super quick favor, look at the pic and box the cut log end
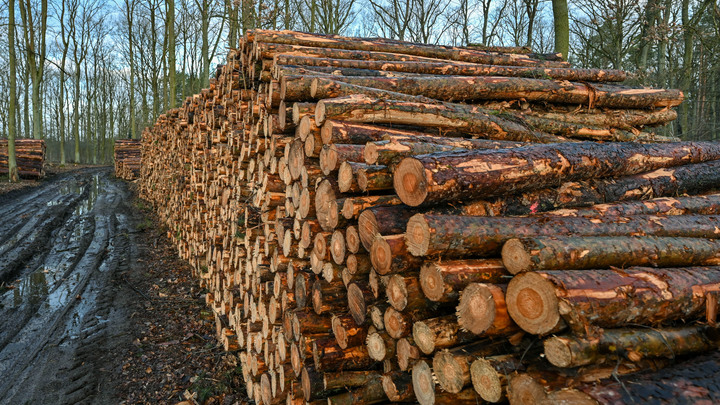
[367,333,389,361]
[384,307,409,339]
[381,374,403,402]
[501,238,533,274]
[506,272,560,335]
[338,161,354,193]
[543,337,574,368]
[419,263,445,301]
[331,316,349,349]
[386,274,409,311]
[471,358,503,403]
[457,283,497,335]
[405,214,430,257]
[412,360,436,405]
[394,158,428,207]
[347,283,367,324]
[364,142,379,165]
[315,101,327,125]
[301,367,312,401]
[358,210,379,252]
[261,373,272,405]
[370,236,392,275]
[433,350,465,394]
[412,321,436,355]
[507,374,547,405]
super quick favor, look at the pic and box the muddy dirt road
[0,167,141,404]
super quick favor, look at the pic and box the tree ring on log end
[370,236,391,275]
[358,210,379,251]
[506,272,559,335]
[543,337,574,368]
[366,332,388,361]
[502,238,533,274]
[315,100,327,125]
[507,374,547,405]
[347,283,367,324]
[387,274,409,311]
[433,350,465,393]
[260,373,271,405]
[394,158,427,207]
[364,142,379,165]
[412,360,436,405]
[419,263,444,301]
[471,358,503,403]
[405,214,430,256]
[457,283,496,334]
[301,367,312,401]
[413,321,436,354]
[331,316,348,349]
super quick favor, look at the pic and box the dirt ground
[0,167,245,404]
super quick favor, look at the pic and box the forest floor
[0,166,246,404]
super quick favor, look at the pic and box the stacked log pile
[136,29,720,405]
[114,139,142,180]
[0,139,45,179]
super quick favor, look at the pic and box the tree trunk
[405,213,720,258]
[412,314,477,355]
[168,0,176,108]
[249,29,569,67]
[457,283,517,336]
[544,325,720,368]
[502,236,720,274]
[7,0,18,182]
[506,267,720,335]
[394,141,720,207]
[470,354,524,403]
[495,160,720,217]
[275,54,625,82]
[419,259,508,302]
[566,350,720,404]
[321,75,682,107]
[551,0,569,60]
[315,95,569,143]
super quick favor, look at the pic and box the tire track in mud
[0,168,143,404]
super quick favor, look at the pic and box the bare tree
[17,0,48,140]
[8,0,19,181]
[124,0,137,139]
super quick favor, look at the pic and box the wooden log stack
[135,29,720,405]
[0,139,45,179]
[114,139,142,180]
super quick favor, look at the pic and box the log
[252,29,569,67]
[325,377,387,405]
[405,213,720,258]
[543,325,720,368]
[564,350,720,405]
[496,160,720,217]
[502,236,720,274]
[370,234,423,275]
[506,267,720,335]
[419,259,509,302]
[382,371,416,402]
[358,205,417,251]
[274,54,626,81]
[457,283,517,336]
[331,314,367,350]
[315,95,570,143]
[322,75,683,107]
[412,314,478,355]
[470,354,524,403]
[394,141,720,207]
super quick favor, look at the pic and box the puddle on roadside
[74,174,105,216]
[10,271,49,307]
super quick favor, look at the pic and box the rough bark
[502,236,720,274]
[544,325,720,368]
[405,213,720,258]
[419,259,509,302]
[506,267,720,335]
[323,75,682,107]
[394,141,720,207]
[274,54,626,81]
[315,95,570,143]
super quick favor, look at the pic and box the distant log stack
[114,139,142,180]
[0,139,45,179]
[134,28,720,405]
